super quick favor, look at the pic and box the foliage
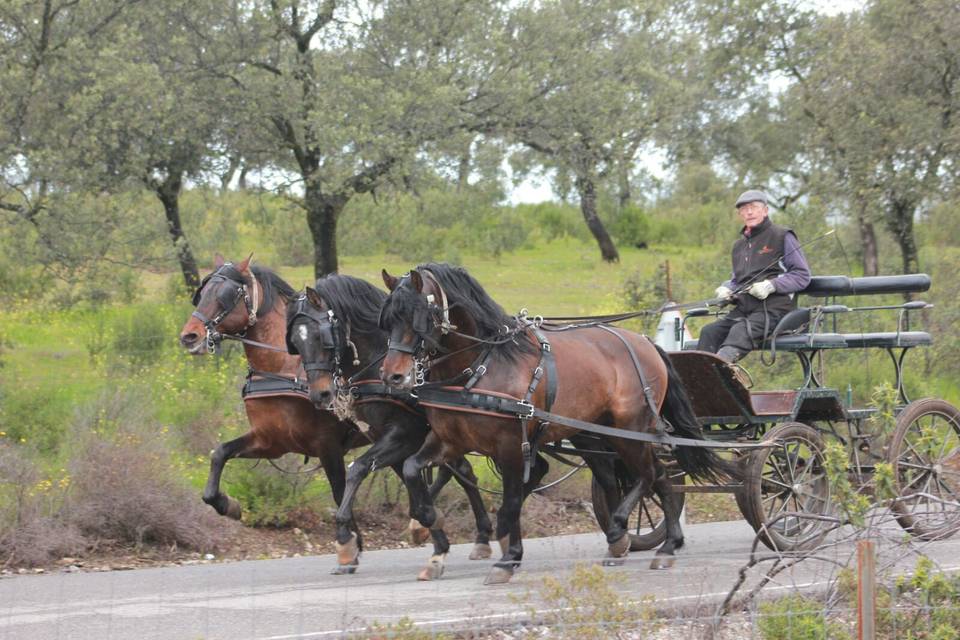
[518,563,658,639]
[758,595,850,640]
[222,458,328,528]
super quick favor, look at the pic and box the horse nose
[180,332,199,347]
[387,372,405,386]
[316,389,334,407]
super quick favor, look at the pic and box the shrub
[65,391,224,551]
[224,455,324,528]
[758,595,850,640]
[0,444,86,567]
[610,205,651,248]
[112,304,173,369]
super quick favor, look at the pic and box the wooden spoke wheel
[743,422,833,551]
[590,472,685,552]
[887,398,960,541]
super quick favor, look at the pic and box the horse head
[285,287,345,408]
[378,268,448,389]
[179,254,260,355]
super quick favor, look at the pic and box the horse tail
[654,344,741,485]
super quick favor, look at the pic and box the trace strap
[413,386,773,451]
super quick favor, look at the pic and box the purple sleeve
[772,232,811,293]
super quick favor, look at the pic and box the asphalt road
[3,519,960,640]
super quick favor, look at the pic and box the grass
[2,236,958,541]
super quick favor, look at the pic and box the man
[697,190,811,363]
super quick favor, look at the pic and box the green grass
[2,236,958,524]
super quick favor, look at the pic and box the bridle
[379,270,454,361]
[286,294,360,388]
[191,263,260,353]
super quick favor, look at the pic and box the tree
[205,0,513,278]
[495,0,698,262]
[773,0,960,275]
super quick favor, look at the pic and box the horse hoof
[497,535,510,556]
[469,542,493,560]
[417,554,446,581]
[223,497,242,520]
[335,533,360,567]
[408,519,430,546]
[649,554,676,570]
[607,535,630,558]
[483,566,514,585]
[331,562,358,575]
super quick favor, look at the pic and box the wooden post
[664,260,672,301]
[857,539,876,640]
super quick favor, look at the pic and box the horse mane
[251,265,297,311]
[416,262,536,362]
[311,274,387,334]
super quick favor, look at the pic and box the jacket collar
[741,216,771,238]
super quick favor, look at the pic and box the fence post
[857,539,876,640]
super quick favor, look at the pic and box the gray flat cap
[734,189,768,208]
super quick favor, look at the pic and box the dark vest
[732,217,795,315]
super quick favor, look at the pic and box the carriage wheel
[743,422,832,551]
[886,398,960,541]
[590,473,685,552]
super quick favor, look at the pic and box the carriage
[185,257,960,583]
[591,273,960,553]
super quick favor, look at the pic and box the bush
[64,391,224,551]
[610,205,651,248]
[223,455,325,528]
[112,303,174,369]
[0,444,86,567]
[759,595,850,640]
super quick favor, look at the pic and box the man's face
[737,201,768,229]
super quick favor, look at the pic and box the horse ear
[213,253,225,268]
[305,286,323,308]
[409,270,424,293]
[237,253,253,273]
[382,269,399,291]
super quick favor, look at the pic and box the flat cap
[734,189,768,208]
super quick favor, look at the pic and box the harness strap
[413,386,771,450]
[242,370,310,400]
[596,326,669,434]
[349,380,425,416]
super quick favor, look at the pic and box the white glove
[748,280,776,300]
[714,285,734,301]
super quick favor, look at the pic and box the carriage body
[599,273,960,553]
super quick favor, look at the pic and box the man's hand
[714,285,734,301]
[748,280,776,300]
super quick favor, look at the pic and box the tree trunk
[237,165,249,190]
[457,142,471,192]
[219,155,241,192]
[617,164,631,210]
[154,171,200,289]
[855,205,879,276]
[888,200,919,275]
[575,174,619,262]
[305,185,344,278]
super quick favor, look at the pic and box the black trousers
[697,307,784,361]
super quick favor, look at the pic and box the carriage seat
[839,331,931,349]
[682,332,847,352]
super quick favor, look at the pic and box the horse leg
[650,466,684,570]
[401,434,452,580]
[438,457,494,560]
[485,458,525,585]
[317,447,361,575]
[603,473,649,565]
[202,435,251,519]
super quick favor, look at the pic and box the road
[3,519,960,640]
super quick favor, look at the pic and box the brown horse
[378,263,736,584]
[284,274,495,579]
[178,255,367,559]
